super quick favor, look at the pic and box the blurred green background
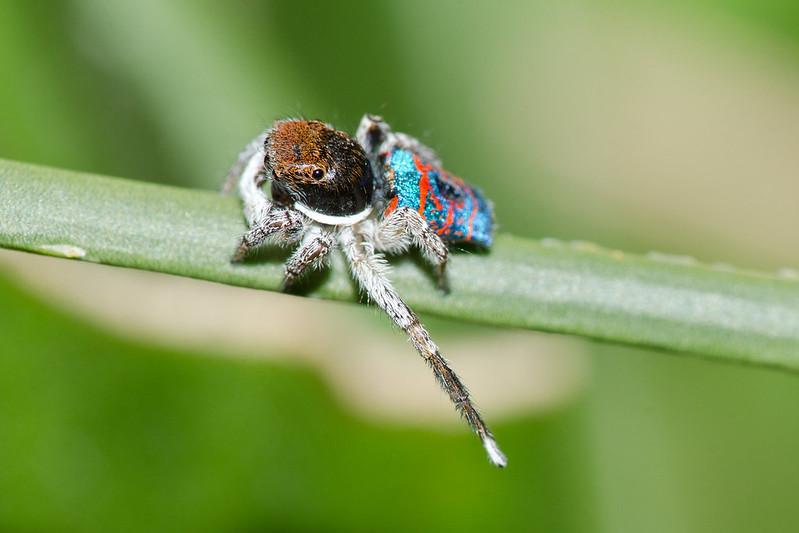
[1,1,799,531]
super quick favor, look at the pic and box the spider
[224,114,506,467]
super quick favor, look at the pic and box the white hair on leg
[338,225,506,467]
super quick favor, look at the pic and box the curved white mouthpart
[295,203,373,226]
[483,436,508,468]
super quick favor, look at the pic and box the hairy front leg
[232,208,305,263]
[221,132,268,195]
[281,227,336,292]
[223,131,308,262]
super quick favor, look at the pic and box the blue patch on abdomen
[387,149,493,247]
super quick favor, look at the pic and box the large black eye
[311,168,324,180]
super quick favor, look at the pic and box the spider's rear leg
[338,226,506,466]
[373,206,450,294]
[281,227,336,292]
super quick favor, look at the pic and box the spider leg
[227,133,307,262]
[221,132,268,195]
[233,208,306,263]
[356,114,443,168]
[373,207,450,294]
[281,226,336,292]
[338,225,506,467]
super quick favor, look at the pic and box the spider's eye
[311,168,325,180]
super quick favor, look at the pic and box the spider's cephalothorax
[265,120,374,223]
[225,115,506,467]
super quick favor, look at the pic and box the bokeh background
[1,1,799,531]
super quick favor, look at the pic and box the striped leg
[373,206,450,294]
[338,226,506,467]
[281,226,335,292]
[226,132,307,262]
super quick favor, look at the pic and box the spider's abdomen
[383,149,494,247]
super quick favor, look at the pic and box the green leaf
[2,157,798,370]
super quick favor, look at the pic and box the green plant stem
[2,158,798,370]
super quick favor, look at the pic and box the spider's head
[264,120,374,225]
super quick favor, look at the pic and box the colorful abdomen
[384,149,493,247]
